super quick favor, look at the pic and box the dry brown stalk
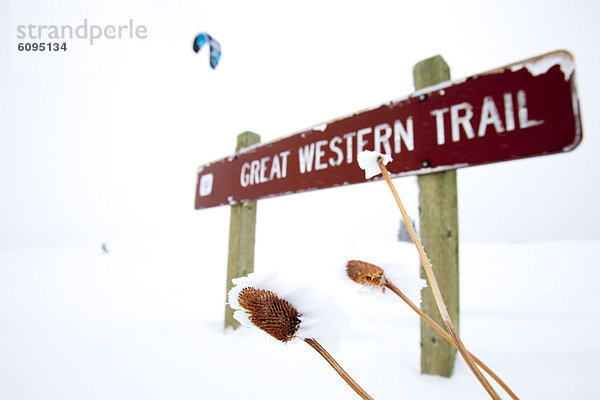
[376,158,502,400]
[346,260,519,399]
[237,287,374,400]
[385,280,519,400]
[304,338,375,400]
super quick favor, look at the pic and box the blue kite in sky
[193,33,221,69]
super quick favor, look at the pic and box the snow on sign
[195,50,582,209]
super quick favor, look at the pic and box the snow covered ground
[1,235,599,399]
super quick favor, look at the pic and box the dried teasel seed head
[346,260,386,288]
[237,287,301,343]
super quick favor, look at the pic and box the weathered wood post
[224,131,261,329]
[413,56,460,377]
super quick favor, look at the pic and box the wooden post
[413,56,460,377]
[224,131,261,329]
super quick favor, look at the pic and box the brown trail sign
[195,50,581,210]
[197,50,582,380]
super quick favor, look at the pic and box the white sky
[1,0,600,250]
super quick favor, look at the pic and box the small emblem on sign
[199,173,214,197]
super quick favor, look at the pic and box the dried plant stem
[377,159,502,400]
[304,338,375,400]
[385,280,519,400]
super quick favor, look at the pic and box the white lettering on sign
[298,118,414,174]
[240,151,290,187]
[430,89,543,145]
[315,140,328,170]
[298,143,315,174]
[430,108,449,145]
[328,136,344,167]
[451,102,475,142]
[478,96,504,137]
[517,90,544,128]
[237,90,545,185]
[343,132,355,164]
[356,127,371,154]
[394,118,414,152]
[374,123,392,154]
[504,92,516,132]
